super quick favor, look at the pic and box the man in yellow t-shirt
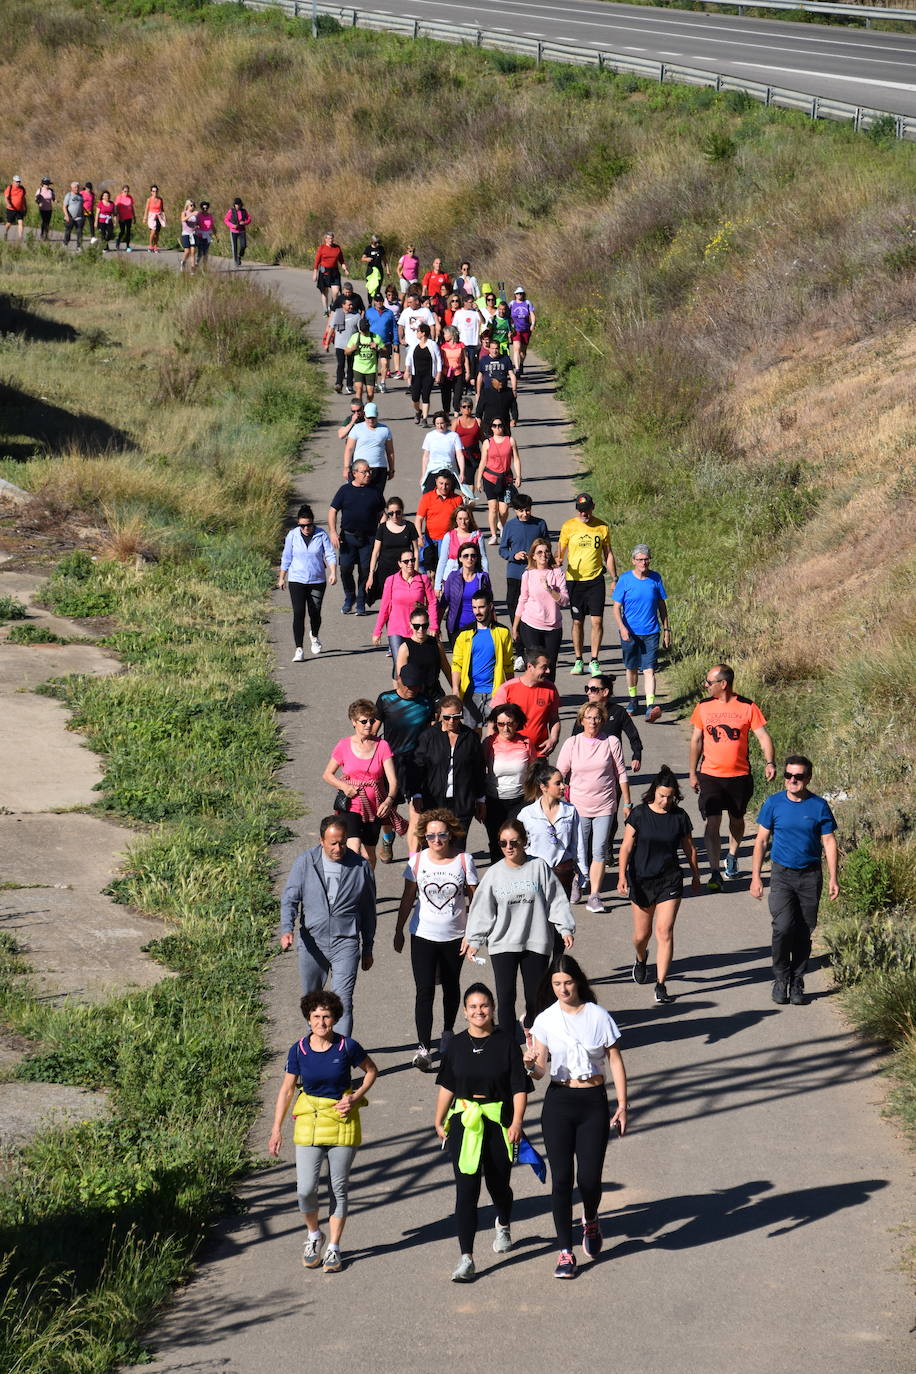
[557,493,617,676]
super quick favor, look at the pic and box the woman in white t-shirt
[526,956,628,1281]
[394,809,478,1074]
[421,411,466,492]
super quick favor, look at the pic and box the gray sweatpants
[296,1144,357,1218]
[297,930,360,1036]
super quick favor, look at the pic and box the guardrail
[231,0,916,136]
[638,0,916,24]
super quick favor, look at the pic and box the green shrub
[6,624,67,644]
[839,843,893,922]
[842,970,916,1043]
[0,596,27,622]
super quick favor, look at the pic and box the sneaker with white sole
[585,894,604,913]
[310,636,322,655]
[292,647,304,662]
[570,877,582,904]
[451,1253,475,1282]
[302,1232,325,1268]
[322,1246,342,1273]
[570,659,584,675]
[553,1250,577,1279]
[582,1216,603,1258]
[493,1222,512,1254]
[632,955,648,985]
[589,659,601,676]
[412,1045,432,1072]
[513,655,525,672]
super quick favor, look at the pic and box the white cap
[513,286,525,295]
[12,175,22,183]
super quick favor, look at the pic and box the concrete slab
[0,1082,109,1151]
[0,694,107,811]
[0,812,131,889]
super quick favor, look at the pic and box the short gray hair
[632,544,651,559]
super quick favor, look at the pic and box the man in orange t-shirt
[4,176,27,240]
[489,651,561,756]
[416,471,462,574]
[688,663,776,892]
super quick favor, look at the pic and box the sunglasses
[499,838,521,849]
[400,557,416,564]
[784,771,808,781]
[704,678,723,687]
[426,831,449,841]
[440,713,462,721]
[460,552,477,559]
[584,685,604,694]
[387,509,403,516]
[411,622,428,630]
[495,720,514,730]
[491,423,504,429]
[461,402,473,408]
[298,521,314,528]
[354,716,375,724]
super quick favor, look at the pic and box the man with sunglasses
[689,665,776,891]
[612,544,670,722]
[342,402,394,493]
[328,460,386,616]
[750,756,839,1005]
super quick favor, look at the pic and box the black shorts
[630,868,684,909]
[180,234,195,250]
[341,809,382,847]
[697,771,754,820]
[567,576,605,621]
[6,209,24,224]
[317,268,341,289]
[411,374,434,404]
[481,473,513,502]
[394,755,419,805]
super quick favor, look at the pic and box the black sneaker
[772,981,789,1005]
[582,1216,603,1258]
[632,956,648,985]
[654,981,673,1004]
[553,1250,577,1279]
[789,981,806,1006]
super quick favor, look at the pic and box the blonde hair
[576,700,608,727]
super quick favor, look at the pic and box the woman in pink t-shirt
[321,698,398,868]
[483,702,534,863]
[144,185,165,252]
[398,245,420,294]
[556,702,631,914]
[511,538,569,679]
[114,185,135,251]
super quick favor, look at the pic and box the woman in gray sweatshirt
[462,818,574,1034]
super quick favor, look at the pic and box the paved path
[127,259,913,1374]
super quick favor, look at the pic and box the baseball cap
[513,286,525,295]
[372,293,384,302]
[399,664,423,689]
[575,493,595,510]
[13,175,22,183]
[363,402,378,417]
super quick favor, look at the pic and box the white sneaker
[412,1046,432,1072]
[585,894,605,913]
[292,647,304,662]
[513,655,525,672]
[451,1253,476,1282]
[310,636,322,655]
[493,1222,512,1254]
[90,236,97,244]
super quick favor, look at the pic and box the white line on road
[729,61,916,92]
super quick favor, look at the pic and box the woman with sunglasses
[616,765,701,1005]
[395,611,452,702]
[482,704,534,863]
[395,809,478,1073]
[525,955,627,1280]
[405,323,443,428]
[452,397,483,479]
[372,550,438,675]
[475,419,522,546]
[518,760,587,901]
[463,819,575,1035]
[440,325,470,416]
[557,701,631,914]
[322,699,398,868]
[278,504,338,661]
[421,411,466,493]
[438,543,492,643]
[366,497,419,608]
[413,696,487,838]
[511,538,568,679]
[434,505,489,593]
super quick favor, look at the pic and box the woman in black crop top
[434,983,529,1283]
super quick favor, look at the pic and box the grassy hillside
[0,243,320,1371]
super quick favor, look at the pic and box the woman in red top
[313,231,348,314]
[224,197,251,267]
[96,191,115,249]
[452,399,482,482]
[115,185,135,251]
[144,185,165,253]
[475,422,522,544]
[439,327,470,417]
[81,182,96,243]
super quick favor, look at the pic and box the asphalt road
[360,0,916,114]
[123,256,913,1374]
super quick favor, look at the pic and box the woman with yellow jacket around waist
[269,990,377,1274]
[434,982,529,1284]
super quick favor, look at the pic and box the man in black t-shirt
[374,664,435,862]
[328,460,385,614]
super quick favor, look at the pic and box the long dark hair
[644,764,682,805]
[535,954,596,1016]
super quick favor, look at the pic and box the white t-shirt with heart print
[404,850,479,942]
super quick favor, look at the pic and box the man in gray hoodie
[280,815,377,1036]
[63,181,85,250]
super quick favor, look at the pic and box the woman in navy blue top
[269,990,377,1273]
[278,504,338,662]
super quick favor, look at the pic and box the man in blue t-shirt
[750,754,840,1005]
[612,544,670,724]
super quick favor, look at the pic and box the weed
[5,624,68,645]
[0,597,27,622]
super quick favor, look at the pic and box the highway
[348,0,916,114]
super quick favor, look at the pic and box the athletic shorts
[317,268,341,288]
[620,631,660,672]
[481,473,513,502]
[567,576,605,621]
[629,868,684,909]
[510,330,531,345]
[6,210,24,223]
[180,234,195,250]
[341,809,382,847]
[697,771,754,820]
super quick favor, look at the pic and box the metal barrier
[231,0,916,136]
[631,0,916,23]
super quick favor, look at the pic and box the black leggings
[541,1083,610,1250]
[483,793,524,864]
[410,934,463,1047]
[440,375,464,413]
[519,622,562,676]
[288,581,325,646]
[116,219,133,248]
[490,948,549,1032]
[410,370,434,404]
[448,1115,513,1255]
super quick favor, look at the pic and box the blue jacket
[499,516,549,581]
[280,844,376,954]
[281,526,336,583]
[366,305,397,348]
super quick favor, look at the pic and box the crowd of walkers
[269,238,842,1287]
